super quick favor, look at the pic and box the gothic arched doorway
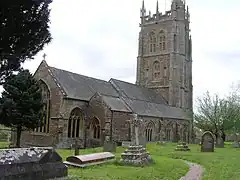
[67,107,84,138]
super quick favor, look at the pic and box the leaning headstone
[0,147,68,180]
[175,141,190,151]
[201,131,214,152]
[64,152,115,168]
[120,114,153,166]
[216,137,224,148]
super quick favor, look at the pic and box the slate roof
[109,78,167,104]
[122,98,189,120]
[47,65,189,120]
[49,67,119,101]
[101,96,132,112]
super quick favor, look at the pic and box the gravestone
[0,147,68,180]
[121,141,132,148]
[232,141,240,148]
[73,139,80,155]
[102,135,116,152]
[216,137,224,148]
[201,131,214,152]
[103,140,116,152]
[64,152,115,168]
[120,114,153,166]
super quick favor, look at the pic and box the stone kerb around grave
[0,147,68,180]
[201,131,215,152]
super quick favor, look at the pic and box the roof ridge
[49,66,111,83]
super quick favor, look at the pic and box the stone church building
[13,0,193,148]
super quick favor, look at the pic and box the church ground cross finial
[43,53,47,61]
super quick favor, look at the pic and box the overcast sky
[21,0,240,106]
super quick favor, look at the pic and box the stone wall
[56,98,87,149]
[12,61,65,147]
[111,111,132,143]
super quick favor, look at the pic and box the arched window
[35,80,50,133]
[90,117,101,139]
[166,129,171,141]
[149,32,156,53]
[67,108,84,138]
[145,122,154,142]
[166,122,173,141]
[153,61,161,80]
[158,30,166,52]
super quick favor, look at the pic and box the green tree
[194,91,240,141]
[0,70,44,147]
[0,0,52,84]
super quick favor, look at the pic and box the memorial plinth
[175,142,190,151]
[120,145,153,166]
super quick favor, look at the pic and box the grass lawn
[0,141,9,149]
[1,141,240,180]
[57,147,188,180]
[148,143,240,180]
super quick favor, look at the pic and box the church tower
[136,0,193,110]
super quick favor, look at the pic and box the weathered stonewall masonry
[11,0,193,149]
[0,147,68,180]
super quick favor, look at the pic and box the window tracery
[158,30,166,52]
[145,121,154,142]
[149,32,156,53]
[35,80,50,133]
[90,117,101,139]
[67,108,84,138]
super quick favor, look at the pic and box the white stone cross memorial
[127,113,143,146]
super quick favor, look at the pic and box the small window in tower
[149,32,156,53]
[158,31,167,52]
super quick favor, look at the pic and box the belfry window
[159,30,166,52]
[149,32,156,53]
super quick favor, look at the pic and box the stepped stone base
[175,142,190,151]
[120,145,153,166]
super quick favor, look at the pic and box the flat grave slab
[0,147,68,180]
[64,152,115,168]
